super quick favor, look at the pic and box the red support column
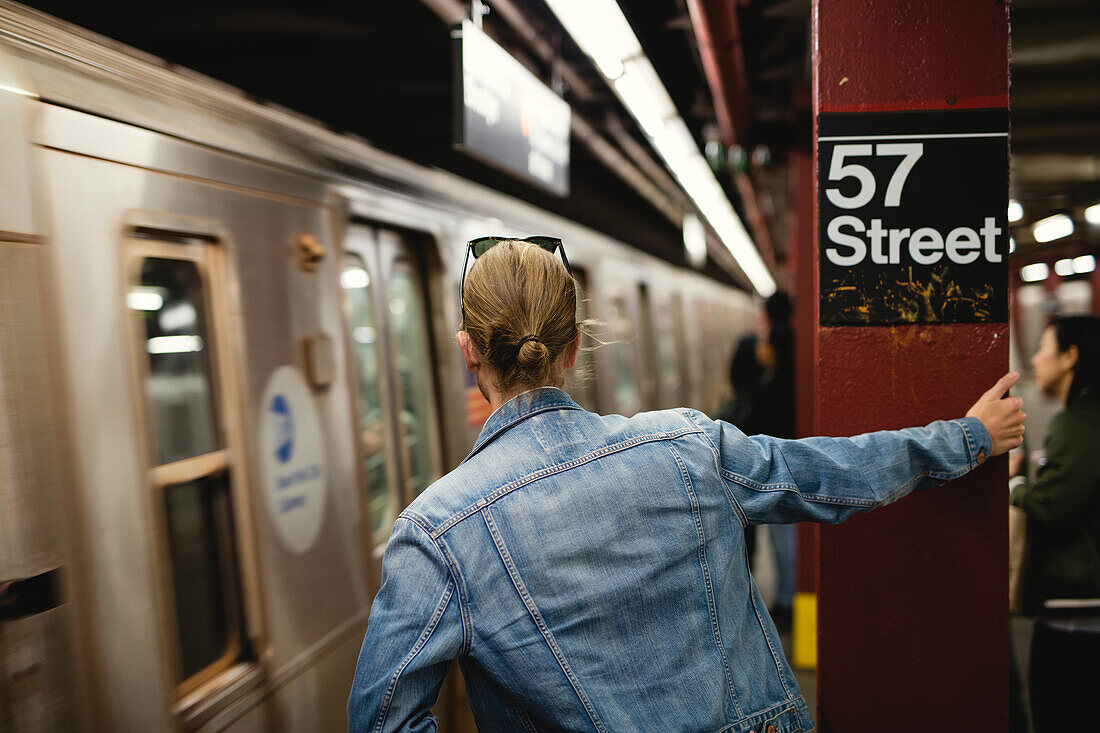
[813,2,1009,730]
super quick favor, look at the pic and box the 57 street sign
[817,109,1009,326]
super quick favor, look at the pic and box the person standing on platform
[1011,315,1100,732]
[348,238,1025,733]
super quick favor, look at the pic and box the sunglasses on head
[460,235,573,323]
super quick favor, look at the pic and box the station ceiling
[19,0,1100,283]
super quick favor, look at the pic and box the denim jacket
[348,388,991,733]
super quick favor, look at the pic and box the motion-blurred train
[0,3,757,730]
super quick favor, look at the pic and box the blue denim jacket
[348,388,991,733]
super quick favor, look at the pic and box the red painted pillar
[813,2,1009,730]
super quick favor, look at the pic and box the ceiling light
[542,0,775,297]
[1073,254,1096,274]
[1032,214,1074,243]
[1008,200,1023,222]
[147,335,204,354]
[1020,263,1049,282]
[127,287,165,311]
[1085,204,1100,225]
[542,0,641,81]
[341,267,370,289]
[1054,258,1075,277]
[1009,237,1016,253]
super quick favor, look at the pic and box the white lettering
[868,218,889,264]
[945,227,981,265]
[910,227,944,265]
[826,215,867,266]
[889,227,910,265]
[980,216,1003,263]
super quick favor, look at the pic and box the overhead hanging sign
[454,20,571,196]
[817,108,1009,326]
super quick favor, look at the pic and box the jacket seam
[713,701,803,732]
[480,507,608,733]
[462,402,584,463]
[683,409,751,527]
[956,418,977,467]
[429,428,703,537]
[665,442,744,719]
[400,514,473,655]
[371,581,454,733]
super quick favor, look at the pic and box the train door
[340,225,403,567]
[124,233,260,706]
[375,229,445,505]
[654,289,685,409]
[600,283,642,416]
[0,239,85,731]
[563,266,598,412]
[636,282,660,411]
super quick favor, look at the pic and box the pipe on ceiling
[685,0,778,271]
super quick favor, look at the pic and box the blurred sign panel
[817,108,1009,325]
[454,21,570,196]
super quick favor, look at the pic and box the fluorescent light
[542,0,775,297]
[1008,200,1023,222]
[147,335,204,354]
[1073,254,1096,274]
[1033,214,1074,243]
[159,302,196,331]
[1085,203,1100,225]
[127,287,164,311]
[683,214,706,268]
[542,0,641,80]
[1054,258,1075,277]
[613,59,676,137]
[1020,263,1049,282]
[1009,237,1016,254]
[341,267,370,289]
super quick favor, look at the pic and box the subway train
[0,4,759,731]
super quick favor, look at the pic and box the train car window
[636,284,659,410]
[341,256,395,538]
[132,254,243,695]
[608,295,639,412]
[389,263,438,496]
[140,258,219,464]
[564,268,597,412]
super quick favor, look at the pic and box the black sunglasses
[459,236,573,323]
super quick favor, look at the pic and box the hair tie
[517,335,544,348]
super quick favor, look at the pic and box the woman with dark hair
[348,237,1025,733]
[1012,315,1100,731]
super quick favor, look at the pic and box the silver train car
[0,3,758,730]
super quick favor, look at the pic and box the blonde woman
[348,238,1024,733]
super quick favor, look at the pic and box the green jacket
[1012,389,1100,615]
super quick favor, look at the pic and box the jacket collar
[463,387,583,464]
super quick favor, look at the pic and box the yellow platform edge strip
[792,591,817,670]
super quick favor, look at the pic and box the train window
[389,263,438,496]
[132,253,243,695]
[139,258,219,464]
[341,256,395,537]
[564,268,598,412]
[608,295,639,412]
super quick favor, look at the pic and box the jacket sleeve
[347,516,466,733]
[691,410,992,525]
[1011,410,1097,533]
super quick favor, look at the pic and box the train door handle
[0,568,63,621]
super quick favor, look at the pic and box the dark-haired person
[348,238,1025,733]
[1011,315,1100,732]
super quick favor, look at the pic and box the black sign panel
[818,109,1008,326]
[454,21,571,197]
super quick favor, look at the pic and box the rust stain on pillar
[813,1,1009,730]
